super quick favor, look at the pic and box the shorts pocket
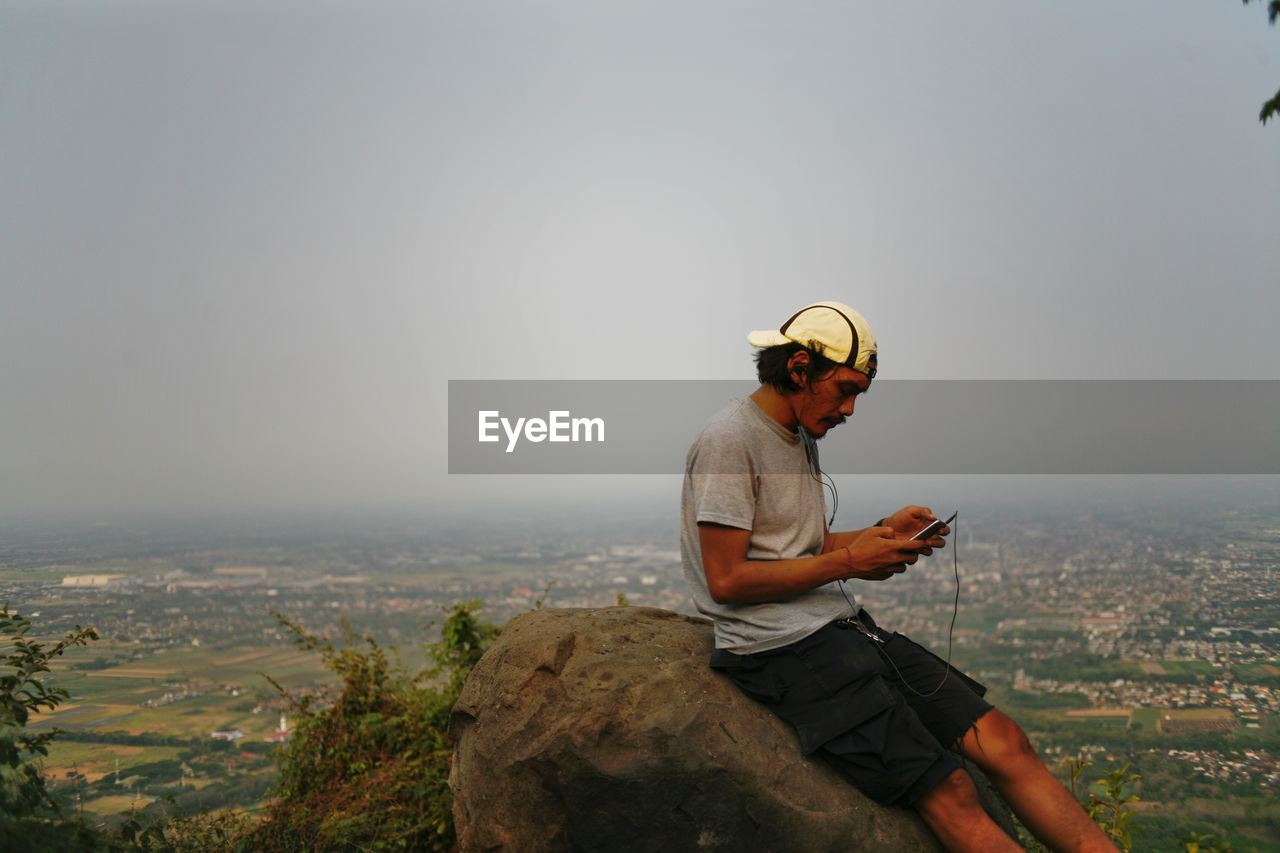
[790,673,899,753]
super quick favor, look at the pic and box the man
[680,302,1116,852]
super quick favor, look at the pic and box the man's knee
[961,709,1041,773]
[914,768,986,828]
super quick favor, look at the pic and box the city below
[2,485,1279,848]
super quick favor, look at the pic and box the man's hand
[883,505,949,555]
[844,525,930,581]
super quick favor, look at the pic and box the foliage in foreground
[2,599,498,852]
[240,601,499,852]
[0,604,103,852]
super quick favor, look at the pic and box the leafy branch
[1088,763,1144,851]
[1243,0,1280,124]
[0,603,101,849]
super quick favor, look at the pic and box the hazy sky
[2,1,1277,518]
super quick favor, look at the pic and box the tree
[0,604,102,851]
[1244,0,1280,124]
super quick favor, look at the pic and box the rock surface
[449,606,1015,852]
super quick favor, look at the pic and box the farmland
[33,639,331,819]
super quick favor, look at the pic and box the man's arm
[823,525,874,553]
[700,522,929,605]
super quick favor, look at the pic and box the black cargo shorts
[710,613,992,806]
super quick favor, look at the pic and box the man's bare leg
[955,708,1118,852]
[913,768,1022,853]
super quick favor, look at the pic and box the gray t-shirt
[681,396,858,653]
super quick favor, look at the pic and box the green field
[31,641,333,817]
[0,557,187,583]
[41,743,185,780]
[1151,659,1218,677]
[1131,706,1163,730]
[1062,715,1130,728]
[1234,662,1280,680]
[48,641,330,693]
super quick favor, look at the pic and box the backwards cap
[747,301,877,377]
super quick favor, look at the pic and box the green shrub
[242,601,498,852]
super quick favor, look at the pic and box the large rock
[449,606,1014,852]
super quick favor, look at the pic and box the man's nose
[839,397,856,416]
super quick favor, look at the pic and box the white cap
[747,301,878,376]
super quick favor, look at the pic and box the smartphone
[909,511,957,541]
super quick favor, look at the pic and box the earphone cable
[837,513,961,699]
[802,422,960,694]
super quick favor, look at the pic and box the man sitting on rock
[680,301,1116,852]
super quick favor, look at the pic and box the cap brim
[747,329,791,349]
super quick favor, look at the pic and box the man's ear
[787,350,810,387]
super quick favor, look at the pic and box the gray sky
[2,1,1277,517]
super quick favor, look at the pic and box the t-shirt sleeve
[686,427,756,531]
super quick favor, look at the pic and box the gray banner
[448,380,1280,474]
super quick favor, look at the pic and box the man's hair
[754,341,843,393]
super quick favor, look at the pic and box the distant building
[265,712,292,743]
[211,728,245,741]
[60,574,125,587]
[213,566,269,578]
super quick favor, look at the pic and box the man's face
[794,366,871,438]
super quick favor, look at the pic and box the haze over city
[2,2,1277,519]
